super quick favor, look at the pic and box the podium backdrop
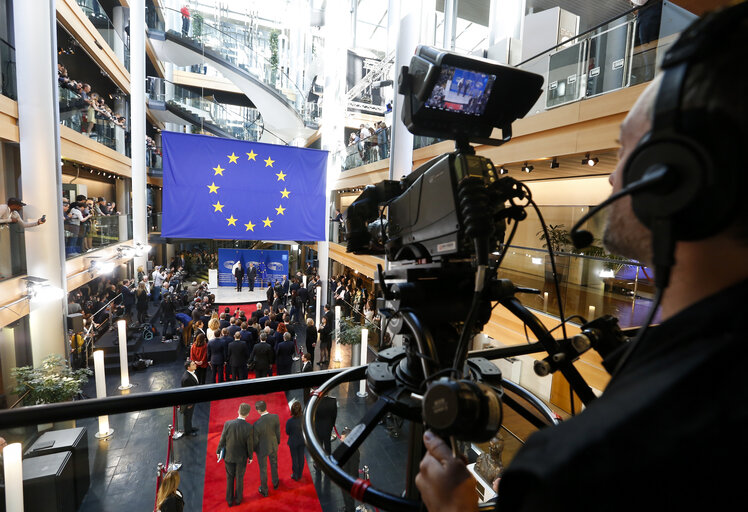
[218,248,288,288]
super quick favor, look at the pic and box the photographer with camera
[415,6,748,511]
[1,197,45,229]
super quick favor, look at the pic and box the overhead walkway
[147,10,317,145]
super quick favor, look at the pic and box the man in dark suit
[251,303,263,324]
[219,312,231,330]
[281,276,290,305]
[315,395,338,455]
[179,360,199,436]
[247,263,257,292]
[227,332,250,380]
[207,328,229,383]
[301,352,313,405]
[275,332,296,376]
[217,403,254,507]
[249,332,274,378]
[227,317,241,338]
[120,279,135,323]
[233,260,244,292]
[253,400,280,497]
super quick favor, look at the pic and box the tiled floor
[73,305,412,512]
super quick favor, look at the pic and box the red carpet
[224,303,262,318]
[202,392,322,511]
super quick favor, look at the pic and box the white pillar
[115,178,130,242]
[320,0,350,311]
[14,0,67,365]
[131,0,148,272]
[420,0,438,47]
[117,319,132,389]
[93,350,114,438]
[333,305,341,362]
[387,3,419,181]
[443,0,458,50]
[357,328,368,397]
[488,0,525,45]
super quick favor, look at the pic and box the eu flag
[161,132,328,241]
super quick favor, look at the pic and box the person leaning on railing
[0,197,45,229]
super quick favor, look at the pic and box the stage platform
[211,286,268,305]
[91,322,180,369]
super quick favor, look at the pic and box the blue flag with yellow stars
[161,132,328,241]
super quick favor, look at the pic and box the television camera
[303,46,630,511]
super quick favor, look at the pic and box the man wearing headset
[416,4,748,511]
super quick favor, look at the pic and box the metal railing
[0,37,16,100]
[58,86,128,154]
[74,0,130,71]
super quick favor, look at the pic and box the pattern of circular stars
[207,146,291,232]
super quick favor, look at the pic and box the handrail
[515,1,651,67]
[0,367,365,428]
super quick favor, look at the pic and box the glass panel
[0,37,16,100]
[0,142,26,281]
[58,86,129,155]
[63,205,132,259]
[74,0,130,71]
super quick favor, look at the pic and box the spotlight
[582,153,599,167]
[550,158,559,169]
[522,163,533,173]
[499,167,508,175]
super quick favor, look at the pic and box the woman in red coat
[189,334,208,384]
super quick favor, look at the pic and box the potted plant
[192,12,204,42]
[536,224,572,283]
[338,317,364,367]
[12,354,92,406]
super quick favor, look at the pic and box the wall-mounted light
[134,242,153,256]
[24,276,64,303]
[582,153,599,167]
[522,163,534,173]
[499,166,508,175]
[88,257,115,276]
[550,157,559,169]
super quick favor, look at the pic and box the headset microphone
[569,166,672,250]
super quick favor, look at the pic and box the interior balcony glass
[74,0,130,71]
[0,37,16,100]
[64,211,133,259]
[59,86,129,155]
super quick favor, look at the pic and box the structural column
[443,0,458,50]
[14,0,67,365]
[131,0,148,271]
[319,0,351,311]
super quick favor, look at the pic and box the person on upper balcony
[181,4,190,37]
[0,197,45,229]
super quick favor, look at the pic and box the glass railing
[75,0,130,71]
[150,7,318,125]
[340,129,446,171]
[0,38,16,100]
[64,210,132,259]
[58,86,129,155]
[0,216,27,282]
[518,0,695,116]
[0,363,553,511]
[148,211,162,232]
[147,76,263,141]
[147,146,162,173]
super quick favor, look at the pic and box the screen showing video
[424,65,496,115]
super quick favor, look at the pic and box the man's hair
[185,359,194,369]
[234,332,241,339]
[255,400,267,412]
[259,332,267,341]
[674,16,748,240]
[239,403,251,416]
[284,332,291,341]
[303,352,311,361]
[241,322,248,330]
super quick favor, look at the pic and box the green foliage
[337,317,363,345]
[12,354,92,406]
[192,12,204,40]
[269,30,280,70]
[536,224,572,253]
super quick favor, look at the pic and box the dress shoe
[190,428,199,433]
[234,500,242,506]
[226,501,233,507]
[189,431,197,437]
[258,487,268,497]
[273,481,279,489]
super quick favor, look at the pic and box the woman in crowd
[317,316,331,366]
[136,282,149,325]
[189,333,208,384]
[137,265,145,283]
[156,470,184,512]
[206,317,220,341]
[305,318,317,365]
[286,400,306,481]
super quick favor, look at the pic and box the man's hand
[38,216,46,225]
[415,431,479,512]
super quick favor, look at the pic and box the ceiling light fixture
[550,157,559,169]
[522,163,534,173]
[499,167,508,175]
[582,153,599,167]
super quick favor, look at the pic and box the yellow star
[262,217,273,227]
[244,220,256,232]
[280,188,290,198]
[264,157,275,167]
[212,201,224,212]
[227,152,239,164]
[275,170,287,181]
[208,182,220,194]
[213,165,225,176]
[246,150,258,161]
[226,215,237,226]
[275,204,286,215]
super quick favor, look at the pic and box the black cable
[547,315,588,334]
[495,219,519,269]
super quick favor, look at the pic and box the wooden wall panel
[0,95,19,143]
[60,125,132,177]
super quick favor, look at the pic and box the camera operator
[416,6,748,511]
[1,197,46,228]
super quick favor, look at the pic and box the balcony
[59,86,128,156]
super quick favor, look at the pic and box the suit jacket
[181,370,199,388]
[207,337,227,364]
[227,324,241,338]
[217,418,254,464]
[275,340,296,375]
[233,266,244,279]
[315,395,338,440]
[254,413,281,456]
[248,267,257,280]
[286,416,304,448]
[266,287,275,303]
[227,339,250,367]
[301,361,313,373]
[250,342,274,373]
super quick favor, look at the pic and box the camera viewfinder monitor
[425,65,496,116]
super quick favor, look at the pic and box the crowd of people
[57,64,127,143]
[346,121,389,167]
[62,194,119,256]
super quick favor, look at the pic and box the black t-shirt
[498,279,748,511]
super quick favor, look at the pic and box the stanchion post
[93,350,114,439]
[117,319,133,390]
[3,443,23,512]
[357,328,369,398]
